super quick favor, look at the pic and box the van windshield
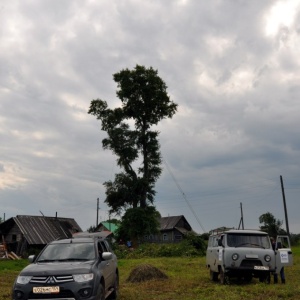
[227,234,271,249]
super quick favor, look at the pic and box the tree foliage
[88,65,177,214]
[259,212,285,237]
[87,225,97,233]
[115,206,161,244]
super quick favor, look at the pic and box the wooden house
[0,215,82,257]
[144,215,194,243]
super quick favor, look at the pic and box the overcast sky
[1,0,300,234]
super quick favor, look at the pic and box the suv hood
[20,261,94,276]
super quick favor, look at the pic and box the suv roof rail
[72,231,109,239]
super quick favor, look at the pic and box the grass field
[1,247,299,300]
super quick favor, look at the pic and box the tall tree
[259,212,285,237]
[88,65,177,214]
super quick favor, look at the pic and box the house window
[163,233,168,241]
[175,235,182,241]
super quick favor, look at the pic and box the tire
[97,283,105,300]
[259,273,270,284]
[109,273,119,300]
[210,269,218,282]
[219,268,230,285]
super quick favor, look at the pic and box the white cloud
[0,162,29,190]
[264,0,300,36]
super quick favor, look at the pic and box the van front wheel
[210,269,218,281]
[219,268,230,285]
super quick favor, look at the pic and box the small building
[96,221,119,236]
[0,215,82,257]
[144,215,194,243]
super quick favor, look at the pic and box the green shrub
[113,237,205,259]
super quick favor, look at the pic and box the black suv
[12,236,119,300]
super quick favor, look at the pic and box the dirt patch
[126,264,168,283]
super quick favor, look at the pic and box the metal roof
[98,222,119,234]
[3,215,82,245]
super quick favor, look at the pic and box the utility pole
[238,202,244,230]
[96,198,99,228]
[280,175,290,236]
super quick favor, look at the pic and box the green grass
[1,246,300,300]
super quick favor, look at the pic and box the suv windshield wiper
[37,259,58,263]
[56,258,91,262]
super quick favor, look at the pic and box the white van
[206,229,276,284]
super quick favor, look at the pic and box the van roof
[210,229,268,236]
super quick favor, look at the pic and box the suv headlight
[17,276,32,284]
[73,273,94,282]
[264,255,271,262]
[232,253,239,261]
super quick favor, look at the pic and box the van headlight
[73,273,94,282]
[232,253,239,261]
[264,255,271,262]
[17,276,32,284]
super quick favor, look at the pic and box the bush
[113,237,205,259]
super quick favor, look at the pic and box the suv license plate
[33,286,60,294]
[254,266,269,270]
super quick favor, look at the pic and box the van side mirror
[218,239,223,247]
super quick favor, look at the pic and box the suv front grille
[30,275,74,284]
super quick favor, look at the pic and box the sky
[1,0,300,234]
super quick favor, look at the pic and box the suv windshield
[38,242,96,262]
[227,234,271,249]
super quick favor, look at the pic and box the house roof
[97,222,119,234]
[0,215,82,245]
[160,215,191,231]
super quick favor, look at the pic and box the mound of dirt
[126,264,169,283]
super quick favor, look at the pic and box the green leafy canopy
[88,65,177,214]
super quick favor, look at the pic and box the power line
[163,159,206,233]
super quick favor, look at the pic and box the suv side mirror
[218,239,223,247]
[28,255,36,263]
[102,252,113,261]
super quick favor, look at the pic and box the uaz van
[206,229,275,284]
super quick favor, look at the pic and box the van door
[275,236,293,270]
[206,235,222,272]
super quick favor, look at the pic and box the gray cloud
[1,0,300,233]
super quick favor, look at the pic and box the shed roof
[0,215,82,245]
[99,222,119,234]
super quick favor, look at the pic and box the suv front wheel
[109,273,119,299]
[96,283,105,300]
